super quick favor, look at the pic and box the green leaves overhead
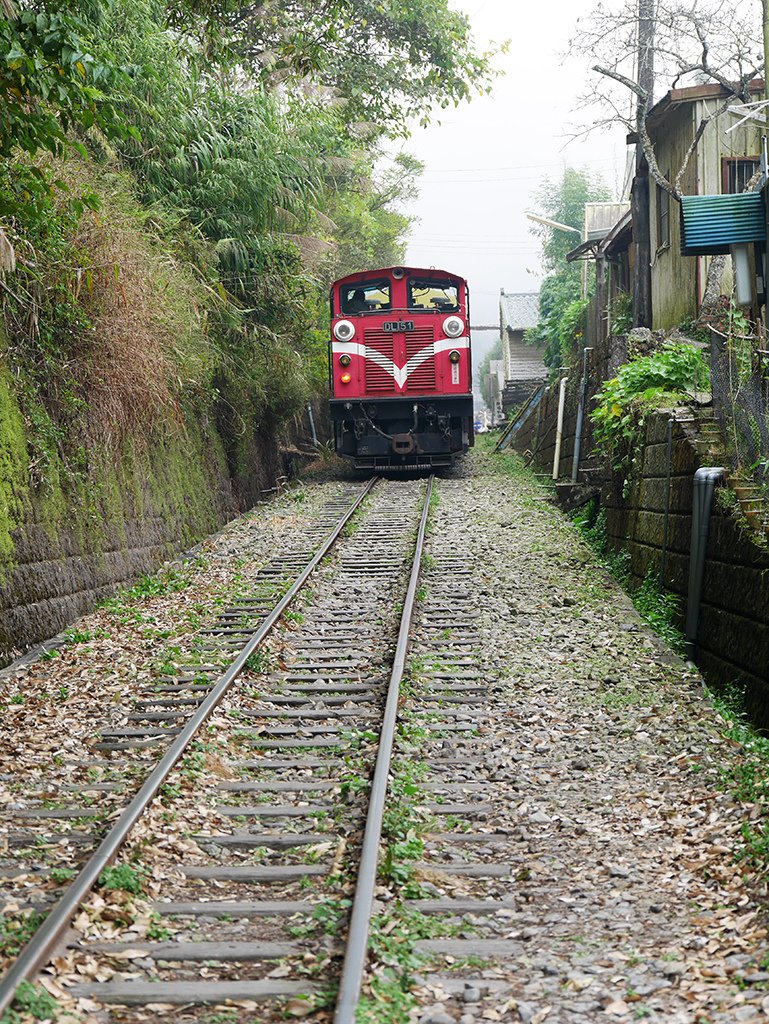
[0,5,120,159]
[0,1,135,224]
[165,0,498,129]
[0,0,496,468]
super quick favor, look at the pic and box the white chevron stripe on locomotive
[332,336,469,390]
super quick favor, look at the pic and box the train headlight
[339,353,352,367]
[443,315,464,338]
[334,319,355,342]
[340,373,352,384]
[448,349,461,364]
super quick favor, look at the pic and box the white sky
[400,0,631,339]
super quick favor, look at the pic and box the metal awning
[680,192,766,256]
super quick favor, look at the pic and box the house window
[722,156,761,194]
[657,179,670,249]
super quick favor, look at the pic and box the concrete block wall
[621,413,769,722]
[509,371,769,724]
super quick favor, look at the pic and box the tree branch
[673,96,732,196]
[592,64,647,101]
[594,64,674,198]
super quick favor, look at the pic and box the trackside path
[405,448,768,1024]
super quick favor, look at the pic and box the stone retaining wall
[0,419,285,667]
[509,370,769,723]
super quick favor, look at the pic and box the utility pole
[631,0,655,327]
[764,0,769,106]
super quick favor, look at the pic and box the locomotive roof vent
[392,267,406,279]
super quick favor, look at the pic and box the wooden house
[498,290,546,411]
[639,80,764,329]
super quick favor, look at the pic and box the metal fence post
[571,347,593,484]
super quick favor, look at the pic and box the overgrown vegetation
[591,342,710,471]
[527,167,610,369]
[0,910,47,960]
[0,0,497,571]
[707,682,769,877]
[98,862,144,894]
[0,981,58,1024]
[611,291,633,336]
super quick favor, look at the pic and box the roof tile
[500,291,540,331]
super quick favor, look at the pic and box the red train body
[329,266,474,469]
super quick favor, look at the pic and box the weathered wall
[0,364,286,666]
[649,104,698,330]
[509,368,769,724]
[610,412,769,723]
[649,100,762,330]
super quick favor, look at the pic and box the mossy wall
[0,404,289,665]
[1,404,224,665]
[0,153,294,666]
[0,364,28,568]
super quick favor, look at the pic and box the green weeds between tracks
[356,906,457,1024]
[355,658,467,1023]
[287,655,460,1023]
[98,863,145,895]
[0,911,47,960]
[0,982,58,1024]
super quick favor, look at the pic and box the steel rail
[333,474,434,1024]
[0,478,378,1017]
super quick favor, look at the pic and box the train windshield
[408,278,460,312]
[340,280,391,314]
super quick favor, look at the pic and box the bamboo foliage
[0,0,465,466]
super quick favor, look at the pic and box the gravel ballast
[1,448,767,1024]
[405,447,768,1024]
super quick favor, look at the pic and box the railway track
[0,474,519,1022]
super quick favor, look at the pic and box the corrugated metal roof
[680,192,766,256]
[500,291,540,331]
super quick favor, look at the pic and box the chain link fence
[710,328,769,512]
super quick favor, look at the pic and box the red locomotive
[328,266,474,469]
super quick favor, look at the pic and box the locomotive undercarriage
[329,396,474,470]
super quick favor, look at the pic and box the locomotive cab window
[408,278,460,312]
[340,280,391,314]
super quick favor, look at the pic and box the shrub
[557,297,589,366]
[611,291,632,335]
[591,342,709,469]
